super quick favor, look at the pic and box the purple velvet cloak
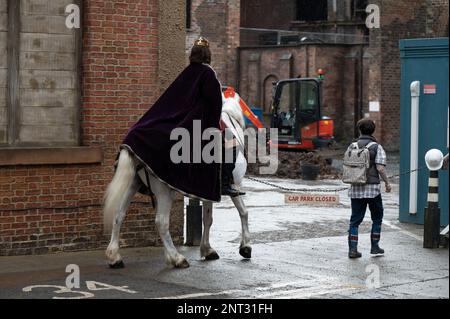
[121,63,222,202]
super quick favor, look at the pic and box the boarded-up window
[1,0,80,147]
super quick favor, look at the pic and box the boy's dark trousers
[349,195,384,251]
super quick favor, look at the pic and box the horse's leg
[231,196,252,259]
[150,176,189,268]
[200,201,220,260]
[105,176,139,268]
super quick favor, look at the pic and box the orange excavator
[223,70,334,151]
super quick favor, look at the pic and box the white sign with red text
[285,193,340,206]
[424,84,437,94]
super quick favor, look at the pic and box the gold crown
[194,37,209,47]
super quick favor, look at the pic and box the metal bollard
[423,149,444,249]
[440,154,449,247]
[423,170,441,248]
[185,198,203,246]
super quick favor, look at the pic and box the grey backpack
[342,142,377,185]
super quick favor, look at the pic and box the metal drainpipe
[305,45,309,77]
[236,47,241,92]
[354,52,360,138]
[409,81,420,215]
[359,45,364,120]
[353,46,364,138]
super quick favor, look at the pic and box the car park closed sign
[285,193,340,206]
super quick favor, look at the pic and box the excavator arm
[223,87,264,129]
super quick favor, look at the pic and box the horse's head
[221,91,246,130]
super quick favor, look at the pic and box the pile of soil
[247,151,341,180]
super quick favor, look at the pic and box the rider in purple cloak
[120,37,242,202]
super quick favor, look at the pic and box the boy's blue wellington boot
[348,226,362,259]
[370,224,384,256]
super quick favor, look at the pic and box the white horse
[103,93,251,269]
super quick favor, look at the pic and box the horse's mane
[222,93,246,129]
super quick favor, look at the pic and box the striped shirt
[348,144,387,199]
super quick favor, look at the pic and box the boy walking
[348,119,391,259]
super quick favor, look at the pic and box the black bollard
[423,170,441,248]
[185,198,203,246]
[440,226,449,248]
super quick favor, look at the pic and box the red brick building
[238,0,370,142]
[187,0,240,87]
[189,0,448,149]
[0,0,186,256]
[366,0,449,149]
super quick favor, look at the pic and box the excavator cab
[270,77,334,151]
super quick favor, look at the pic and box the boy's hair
[189,41,211,65]
[357,118,376,135]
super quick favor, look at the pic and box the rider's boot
[221,146,245,197]
[221,163,240,197]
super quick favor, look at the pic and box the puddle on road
[230,219,382,244]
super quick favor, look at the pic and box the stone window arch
[263,75,279,115]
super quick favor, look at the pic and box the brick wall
[187,0,240,87]
[242,0,367,36]
[426,0,449,36]
[241,0,295,30]
[0,0,185,256]
[238,44,365,143]
[0,1,7,143]
[239,0,448,150]
[367,0,449,150]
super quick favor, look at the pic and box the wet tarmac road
[0,178,448,299]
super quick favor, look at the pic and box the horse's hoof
[205,252,220,261]
[239,246,252,259]
[109,260,125,269]
[175,259,190,269]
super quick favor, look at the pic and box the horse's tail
[103,149,136,234]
